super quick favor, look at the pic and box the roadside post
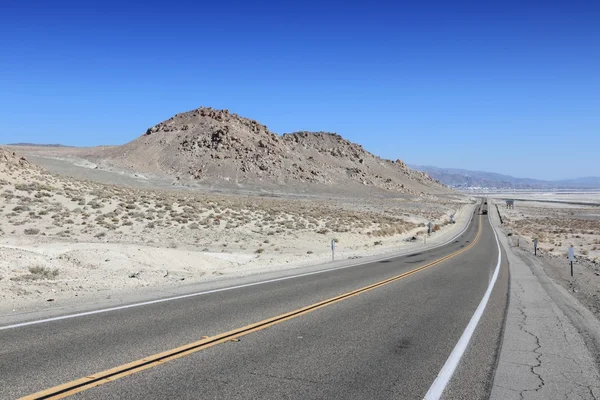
[427,222,433,236]
[569,245,575,277]
[331,239,335,262]
[533,239,538,256]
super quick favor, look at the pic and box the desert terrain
[490,193,600,318]
[1,138,471,315]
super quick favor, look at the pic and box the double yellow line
[21,216,482,400]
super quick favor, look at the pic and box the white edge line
[0,205,476,331]
[423,209,502,400]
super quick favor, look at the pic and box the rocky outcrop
[100,107,450,195]
[0,148,32,168]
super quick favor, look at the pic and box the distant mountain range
[410,165,600,189]
[7,143,70,147]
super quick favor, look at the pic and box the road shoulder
[490,208,600,399]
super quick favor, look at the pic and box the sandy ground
[490,193,600,263]
[0,151,473,315]
[491,193,600,322]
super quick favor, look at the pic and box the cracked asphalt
[490,210,600,400]
[1,210,509,399]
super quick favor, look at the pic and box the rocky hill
[96,107,449,195]
[0,147,35,170]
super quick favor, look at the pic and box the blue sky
[1,1,599,180]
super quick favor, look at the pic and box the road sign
[331,240,336,261]
[533,239,538,256]
[568,246,574,262]
[428,222,433,235]
[569,246,575,277]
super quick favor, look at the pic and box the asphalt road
[0,208,509,400]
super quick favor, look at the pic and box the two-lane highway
[1,207,509,399]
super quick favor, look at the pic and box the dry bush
[11,266,59,281]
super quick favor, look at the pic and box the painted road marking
[20,218,482,400]
[1,207,475,332]
[424,211,502,399]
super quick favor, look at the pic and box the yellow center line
[20,216,483,400]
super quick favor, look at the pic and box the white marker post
[568,245,575,277]
[331,240,335,262]
[533,239,538,256]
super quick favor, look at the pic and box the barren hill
[0,147,37,172]
[90,107,448,195]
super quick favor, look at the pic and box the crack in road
[513,280,546,399]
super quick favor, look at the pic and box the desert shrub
[14,183,38,192]
[11,266,59,281]
[88,201,103,209]
[24,228,40,235]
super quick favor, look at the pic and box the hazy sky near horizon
[1,1,599,180]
